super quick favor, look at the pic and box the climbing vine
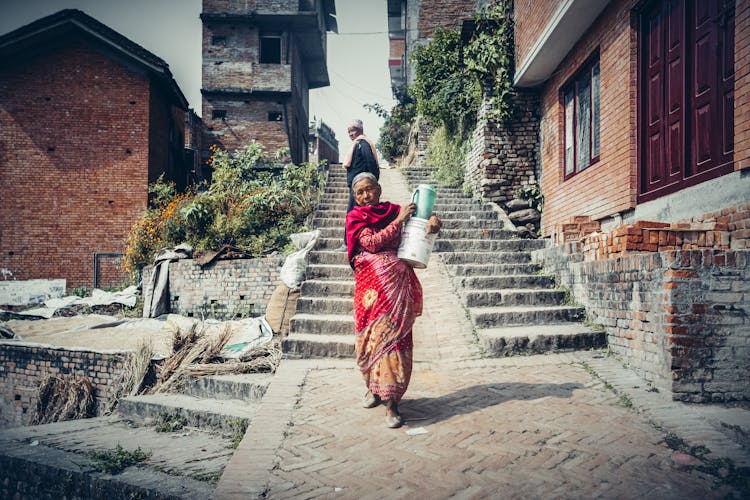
[464,0,515,123]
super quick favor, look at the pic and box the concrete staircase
[403,167,606,356]
[281,165,605,359]
[282,165,356,358]
[0,372,273,499]
[117,372,272,433]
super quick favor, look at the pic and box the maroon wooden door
[639,0,734,202]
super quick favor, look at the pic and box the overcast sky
[0,0,396,158]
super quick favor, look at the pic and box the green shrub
[427,125,468,188]
[123,142,325,275]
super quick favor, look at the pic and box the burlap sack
[264,284,300,337]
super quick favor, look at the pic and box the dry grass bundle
[185,340,282,377]
[151,323,233,394]
[33,375,96,424]
[156,322,199,389]
[103,341,154,414]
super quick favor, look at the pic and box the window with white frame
[563,53,600,178]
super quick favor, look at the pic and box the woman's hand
[425,214,442,234]
[395,203,416,224]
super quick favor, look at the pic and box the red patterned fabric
[347,203,423,402]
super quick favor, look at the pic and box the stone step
[318,200,348,207]
[316,209,346,218]
[433,201,491,210]
[317,227,346,239]
[317,237,351,250]
[289,312,354,335]
[438,228,516,240]
[311,217,345,228]
[282,333,354,358]
[306,263,354,279]
[440,218,505,229]
[309,250,349,265]
[435,239,545,252]
[0,417,227,498]
[454,274,555,289]
[117,393,257,433]
[461,288,567,307]
[181,373,272,401]
[441,251,532,265]
[296,296,354,315]
[477,324,607,356]
[469,304,586,328]
[300,279,354,297]
[438,211,503,221]
[447,262,541,277]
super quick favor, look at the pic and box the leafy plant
[426,125,468,187]
[88,443,151,474]
[154,412,188,433]
[412,28,480,136]
[368,91,418,164]
[516,184,543,212]
[122,142,325,276]
[464,0,516,123]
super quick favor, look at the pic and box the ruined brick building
[0,9,191,290]
[201,0,338,164]
[0,2,337,290]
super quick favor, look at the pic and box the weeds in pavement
[661,433,750,496]
[154,412,188,433]
[227,418,248,449]
[88,443,151,474]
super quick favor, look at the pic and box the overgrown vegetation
[123,142,325,276]
[516,184,543,212]
[426,125,468,187]
[366,88,417,164]
[154,412,188,433]
[88,443,152,474]
[662,432,750,496]
[227,417,248,449]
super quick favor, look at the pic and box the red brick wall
[0,41,151,290]
[736,0,750,170]
[417,0,478,38]
[537,0,638,237]
[203,96,288,154]
[537,0,749,238]
[513,0,561,70]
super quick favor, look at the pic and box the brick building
[0,9,191,290]
[201,0,337,164]
[308,118,339,164]
[387,0,482,91]
[514,0,750,402]
[514,0,748,241]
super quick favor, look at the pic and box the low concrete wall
[0,279,66,306]
[142,256,285,320]
[533,245,750,403]
[0,342,128,428]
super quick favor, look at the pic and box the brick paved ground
[213,169,749,499]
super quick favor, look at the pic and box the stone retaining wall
[533,245,750,403]
[0,343,128,428]
[464,90,540,204]
[142,256,285,320]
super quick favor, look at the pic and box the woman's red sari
[346,202,423,402]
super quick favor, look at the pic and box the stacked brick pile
[581,221,731,260]
[552,200,750,261]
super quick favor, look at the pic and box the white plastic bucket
[397,217,437,269]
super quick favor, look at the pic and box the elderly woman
[345,172,441,428]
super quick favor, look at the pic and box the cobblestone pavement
[213,169,749,499]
